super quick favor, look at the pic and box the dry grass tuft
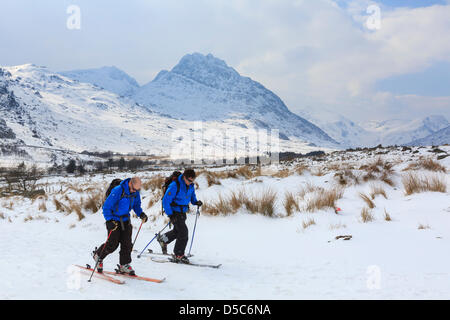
[283,191,300,216]
[83,190,104,213]
[418,223,431,230]
[306,187,343,212]
[302,218,316,229]
[294,163,308,176]
[402,172,447,195]
[359,192,376,209]
[53,198,69,213]
[383,208,392,221]
[203,187,278,217]
[370,184,387,200]
[404,157,446,173]
[142,174,165,192]
[360,207,374,223]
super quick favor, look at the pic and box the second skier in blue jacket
[159,169,202,263]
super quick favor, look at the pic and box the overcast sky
[0,0,449,123]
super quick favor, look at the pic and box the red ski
[74,265,125,285]
[106,267,166,283]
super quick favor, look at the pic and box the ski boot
[157,234,168,255]
[173,254,190,264]
[117,264,136,276]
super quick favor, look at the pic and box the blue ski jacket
[162,174,198,216]
[102,178,143,222]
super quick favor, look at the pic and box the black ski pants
[96,219,133,265]
[162,211,189,256]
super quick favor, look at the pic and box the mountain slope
[362,115,449,146]
[296,108,375,148]
[406,125,450,146]
[0,64,334,165]
[59,66,140,97]
[132,53,339,148]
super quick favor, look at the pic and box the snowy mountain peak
[169,52,242,90]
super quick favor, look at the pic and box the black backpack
[161,171,181,215]
[105,178,123,200]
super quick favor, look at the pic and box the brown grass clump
[359,192,376,209]
[383,208,392,221]
[302,218,316,229]
[404,157,446,173]
[283,191,300,216]
[246,188,277,217]
[53,198,69,213]
[294,163,308,175]
[203,188,278,217]
[271,169,291,178]
[306,188,343,213]
[360,207,374,223]
[202,194,233,216]
[229,189,246,212]
[142,174,165,192]
[370,184,387,200]
[334,170,360,186]
[418,223,431,230]
[359,157,395,186]
[402,172,447,195]
[234,166,256,179]
[204,172,222,187]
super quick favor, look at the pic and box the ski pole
[88,227,114,282]
[131,220,144,251]
[137,221,170,258]
[188,205,200,257]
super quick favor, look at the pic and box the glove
[140,212,148,223]
[195,200,203,207]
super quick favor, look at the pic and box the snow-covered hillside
[297,108,375,148]
[1,145,449,299]
[60,53,338,148]
[0,63,334,166]
[363,115,449,147]
[298,107,449,148]
[59,66,140,97]
[407,125,450,146]
[132,53,338,148]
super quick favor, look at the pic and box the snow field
[1,146,449,299]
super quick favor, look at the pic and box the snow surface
[1,146,449,299]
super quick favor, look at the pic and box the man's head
[182,169,196,185]
[129,177,142,193]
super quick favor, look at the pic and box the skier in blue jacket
[158,169,202,263]
[93,177,148,275]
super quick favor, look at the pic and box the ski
[75,264,125,284]
[135,248,194,258]
[133,249,194,258]
[109,265,166,283]
[150,257,221,269]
